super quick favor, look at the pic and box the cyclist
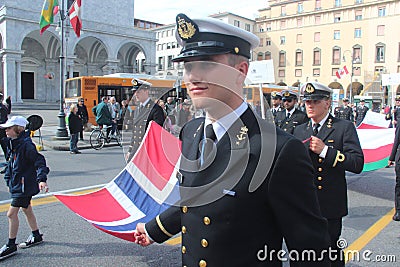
[92,96,112,140]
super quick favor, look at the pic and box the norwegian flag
[69,0,82,37]
[335,65,349,79]
[55,122,182,242]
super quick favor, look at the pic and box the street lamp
[56,0,68,138]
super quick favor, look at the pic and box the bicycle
[89,125,122,150]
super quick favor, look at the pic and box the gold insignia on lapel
[328,140,334,143]
[327,118,333,128]
[234,47,239,54]
[194,122,204,138]
[305,83,315,93]
[236,126,248,145]
[177,14,198,40]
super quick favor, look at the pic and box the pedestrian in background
[68,104,82,154]
[109,97,120,137]
[294,82,364,267]
[0,116,49,260]
[77,98,88,141]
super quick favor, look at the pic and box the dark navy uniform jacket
[335,106,353,122]
[146,107,330,267]
[274,108,308,134]
[355,105,369,126]
[294,115,364,219]
[128,99,165,156]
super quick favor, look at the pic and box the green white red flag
[39,0,59,35]
[356,111,394,172]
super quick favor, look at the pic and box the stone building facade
[0,0,157,103]
[254,0,400,101]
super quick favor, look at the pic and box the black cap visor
[303,94,330,101]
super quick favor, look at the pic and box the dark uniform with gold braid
[294,82,364,267]
[144,14,330,267]
[354,99,369,126]
[127,79,165,160]
[270,91,282,119]
[335,98,354,122]
[274,90,308,134]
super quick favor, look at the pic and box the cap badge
[176,13,198,40]
[236,126,248,145]
[305,83,315,94]
[271,92,276,97]
[132,79,138,86]
[234,47,239,54]
[283,91,291,97]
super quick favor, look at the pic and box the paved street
[0,107,399,266]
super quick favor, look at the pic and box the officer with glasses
[274,90,308,134]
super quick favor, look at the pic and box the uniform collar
[311,112,330,130]
[204,101,248,142]
[141,98,151,107]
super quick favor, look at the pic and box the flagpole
[56,0,68,138]
[350,57,354,103]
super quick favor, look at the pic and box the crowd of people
[1,11,400,265]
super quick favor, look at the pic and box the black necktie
[313,123,320,136]
[286,112,290,119]
[202,124,217,164]
[138,104,144,114]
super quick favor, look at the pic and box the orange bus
[65,73,183,125]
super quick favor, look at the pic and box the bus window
[65,79,81,98]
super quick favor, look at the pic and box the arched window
[265,51,271,60]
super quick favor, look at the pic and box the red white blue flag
[55,122,181,242]
[335,65,349,79]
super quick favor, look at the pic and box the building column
[67,56,77,78]
[1,49,24,103]
[143,62,157,75]
[87,63,100,76]
[102,59,120,75]
[45,59,58,102]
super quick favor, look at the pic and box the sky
[134,0,269,25]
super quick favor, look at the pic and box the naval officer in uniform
[134,13,330,266]
[126,79,165,161]
[274,90,308,134]
[270,91,282,119]
[293,82,364,267]
[335,98,353,122]
[354,99,369,126]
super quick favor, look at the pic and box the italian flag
[356,111,395,172]
[39,0,59,35]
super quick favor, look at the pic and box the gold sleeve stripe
[156,215,174,238]
[333,151,346,167]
